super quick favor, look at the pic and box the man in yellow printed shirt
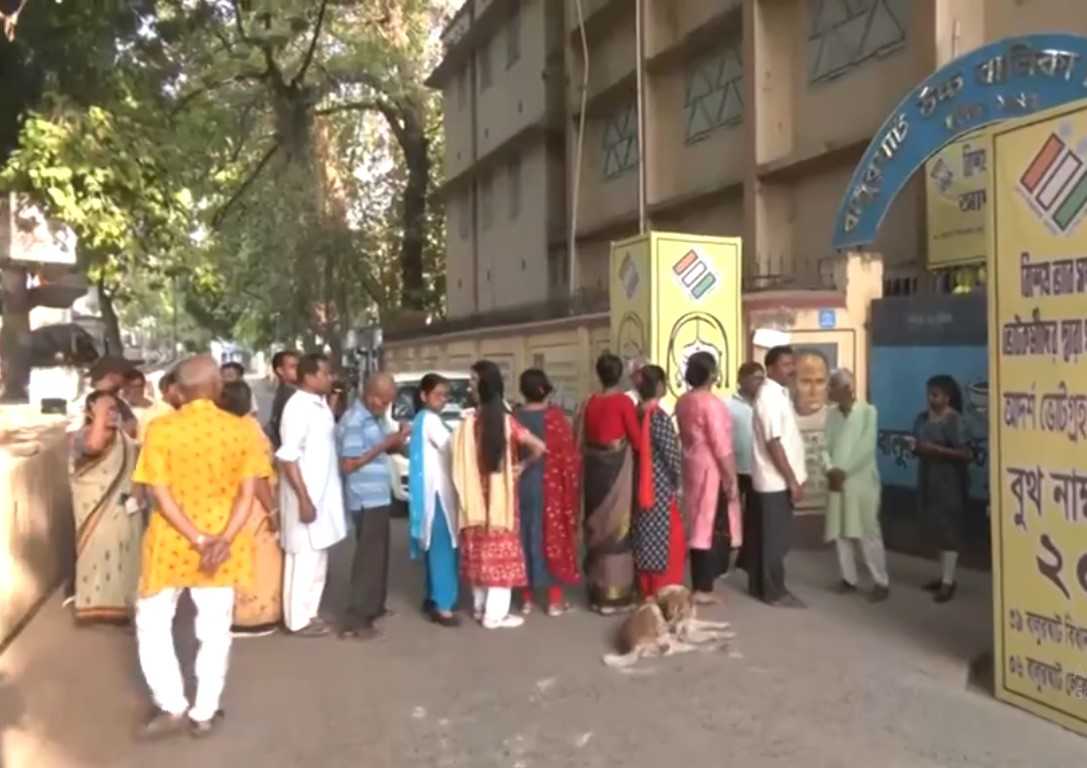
[132,355,271,739]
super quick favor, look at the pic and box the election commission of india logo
[1018,123,1087,235]
[671,249,719,302]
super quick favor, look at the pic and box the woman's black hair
[218,380,253,417]
[85,390,114,412]
[926,374,963,413]
[636,364,666,402]
[415,372,450,411]
[519,368,552,404]
[473,360,507,473]
[596,353,623,388]
[684,351,718,388]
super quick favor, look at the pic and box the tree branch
[169,74,265,117]
[291,0,330,88]
[313,99,387,117]
[212,141,281,229]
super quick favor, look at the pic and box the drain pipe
[569,0,590,298]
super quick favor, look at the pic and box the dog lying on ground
[602,585,735,669]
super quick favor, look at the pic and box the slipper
[293,621,330,638]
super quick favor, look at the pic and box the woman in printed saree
[514,369,581,617]
[452,360,546,630]
[675,351,741,605]
[579,353,640,614]
[67,391,142,622]
[632,365,686,599]
[408,373,461,628]
[219,380,284,633]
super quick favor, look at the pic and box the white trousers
[835,536,890,588]
[135,586,234,723]
[472,587,511,623]
[283,547,328,632]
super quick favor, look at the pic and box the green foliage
[1,0,456,356]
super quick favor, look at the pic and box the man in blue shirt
[336,372,408,638]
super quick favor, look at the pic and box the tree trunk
[97,279,124,356]
[393,104,429,311]
[0,265,31,402]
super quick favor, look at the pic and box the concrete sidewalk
[1,521,1082,767]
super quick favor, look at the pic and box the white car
[384,370,472,515]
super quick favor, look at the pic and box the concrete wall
[0,420,72,647]
[384,313,611,412]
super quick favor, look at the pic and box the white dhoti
[282,547,329,632]
[135,586,234,723]
[835,536,890,588]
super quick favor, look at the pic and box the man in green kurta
[824,369,890,602]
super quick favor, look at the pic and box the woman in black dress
[911,375,973,603]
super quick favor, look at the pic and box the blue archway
[832,34,1087,250]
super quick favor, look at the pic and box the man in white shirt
[750,346,807,608]
[276,353,347,636]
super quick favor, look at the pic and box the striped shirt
[336,399,391,512]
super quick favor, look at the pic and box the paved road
[2,527,1085,768]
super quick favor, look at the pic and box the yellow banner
[989,101,1087,735]
[651,234,742,406]
[609,233,742,409]
[927,131,990,269]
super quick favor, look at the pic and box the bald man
[133,355,270,737]
[335,371,408,638]
[276,353,347,637]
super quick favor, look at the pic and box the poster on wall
[870,295,990,503]
[926,131,990,269]
[791,344,837,513]
[609,235,652,389]
[990,103,1087,735]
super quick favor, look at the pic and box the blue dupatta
[407,410,428,560]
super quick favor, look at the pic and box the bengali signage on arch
[990,100,1087,736]
[833,34,1087,251]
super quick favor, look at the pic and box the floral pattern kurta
[633,408,682,571]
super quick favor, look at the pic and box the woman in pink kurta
[674,351,740,604]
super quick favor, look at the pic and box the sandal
[547,603,572,618]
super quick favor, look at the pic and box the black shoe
[421,599,435,615]
[868,585,891,603]
[429,609,462,628]
[338,622,379,640]
[833,580,857,594]
[923,579,943,592]
[138,709,188,741]
[771,593,807,609]
[934,582,957,603]
[190,710,225,738]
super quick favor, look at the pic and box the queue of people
[60,343,976,736]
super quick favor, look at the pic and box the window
[506,0,521,68]
[808,0,909,84]
[457,191,470,240]
[480,172,494,230]
[507,154,521,221]
[479,40,493,91]
[684,40,744,143]
[457,69,467,111]
[602,102,639,179]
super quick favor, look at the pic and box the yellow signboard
[927,131,990,269]
[610,232,742,409]
[989,100,1087,735]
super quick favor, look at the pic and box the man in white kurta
[823,368,890,601]
[276,353,347,636]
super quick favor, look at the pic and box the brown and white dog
[602,585,735,668]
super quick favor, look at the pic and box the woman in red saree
[632,365,686,598]
[514,369,581,616]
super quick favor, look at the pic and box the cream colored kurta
[823,401,882,541]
